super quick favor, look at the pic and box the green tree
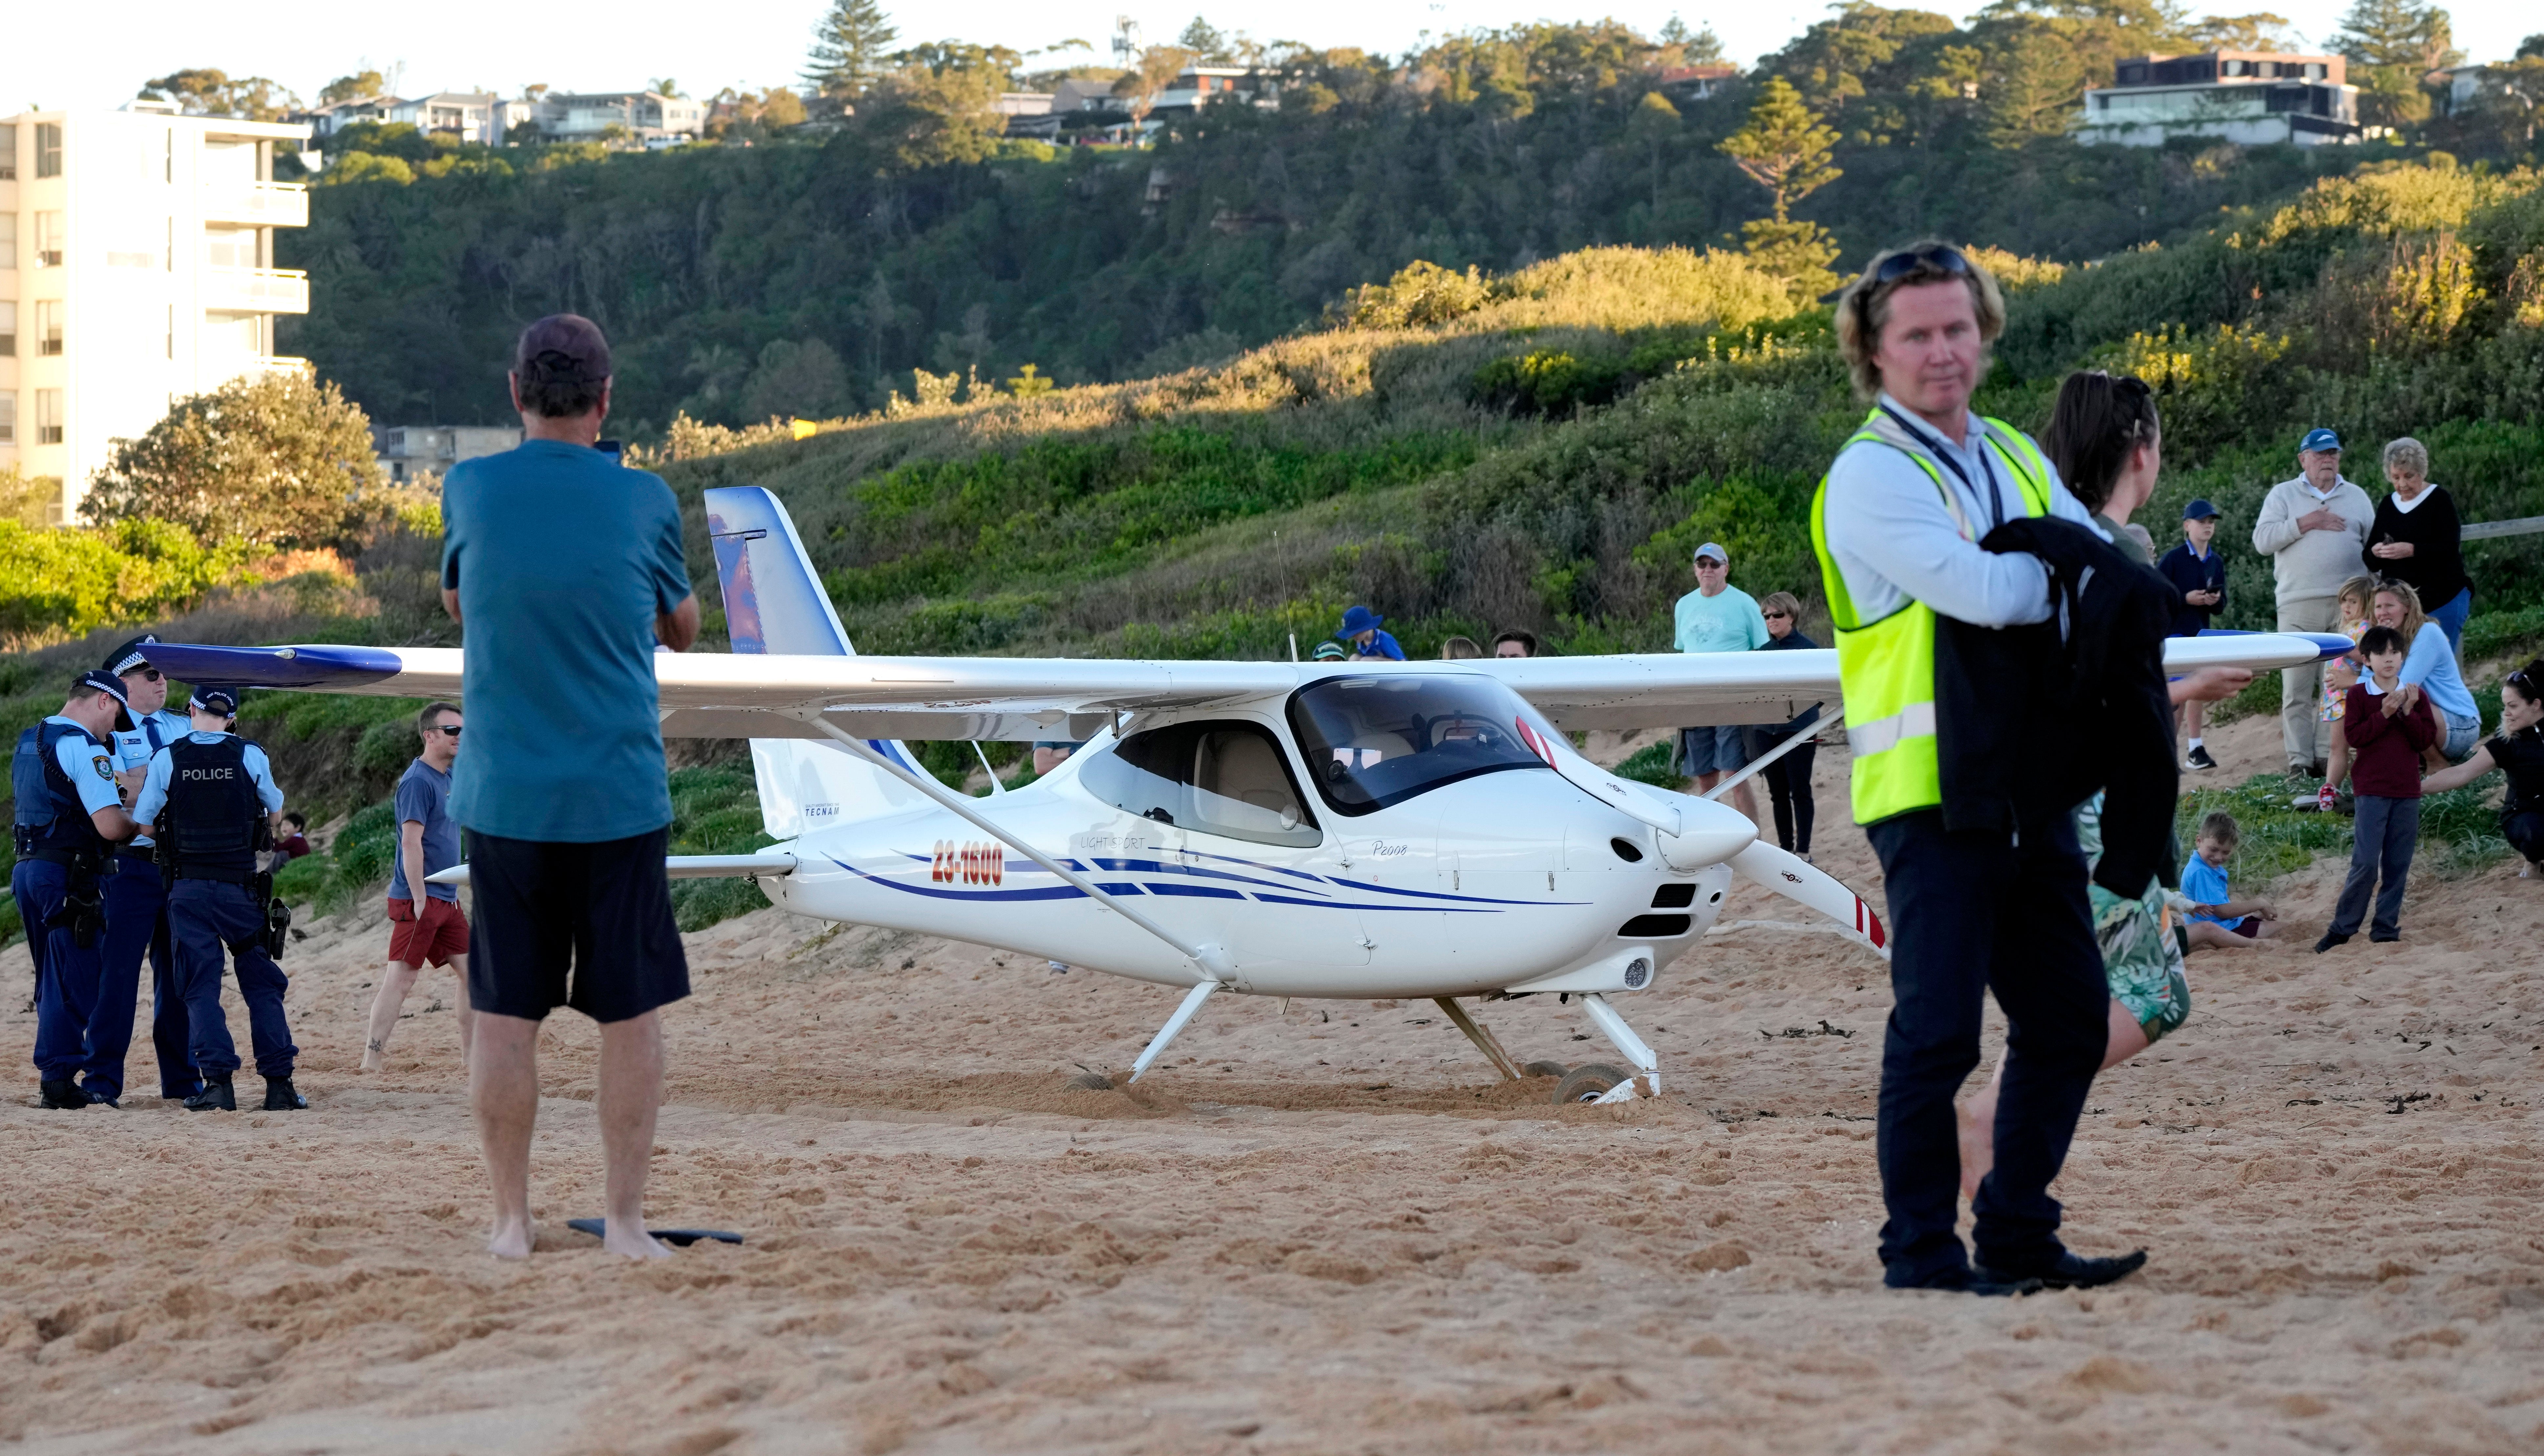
[2335,0,2460,129]
[1177,17,1236,64]
[315,152,415,186]
[859,45,1017,169]
[1626,90,1680,212]
[2189,12,2294,50]
[318,70,386,105]
[81,371,386,550]
[138,69,299,120]
[1720,77,1844,294]
[805,0,900,104]
[1659,15,1727,64]
[1982,20,2085,146]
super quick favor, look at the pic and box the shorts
[2228,916,2260,938]
[386,894,471,966]
[1678,724,1749,777]
[465,826,689,1024]
[2092,877,2191,1042]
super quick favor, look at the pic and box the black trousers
[1865,808,2109,1284]
[2506,811,2543,867]
[1742,729,1818,854]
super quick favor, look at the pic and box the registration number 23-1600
[932,841,1005,886]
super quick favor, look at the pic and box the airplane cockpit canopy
[1286,674,1553,817]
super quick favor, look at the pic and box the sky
[7,0,2532,115]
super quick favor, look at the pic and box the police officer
[82,635,201,1106]
[13,672,143,1109]
[132,688,302,1113]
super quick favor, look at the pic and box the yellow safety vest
[1809,409,2055,825]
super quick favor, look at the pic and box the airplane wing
[138,631,2352,738]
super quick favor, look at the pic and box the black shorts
[465,826,689,1023]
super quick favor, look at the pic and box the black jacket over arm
[2364,487,2468,611]
[1934,516,2179,897]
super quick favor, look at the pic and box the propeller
[1727,840,1889,959]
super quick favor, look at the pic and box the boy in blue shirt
[2157,500,2229,771]
[1338,605,1404,661]
[2178,811,2279,949]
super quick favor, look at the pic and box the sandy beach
[6,715,2543,1455]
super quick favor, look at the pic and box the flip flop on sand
[565,1218,744,1248]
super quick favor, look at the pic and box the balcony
[202,267,309,314]
[202,181,310,228]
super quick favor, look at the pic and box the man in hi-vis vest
[1812,243,2143,1296]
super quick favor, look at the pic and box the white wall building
[535,92,704,145]
[2079,51,2361,147]
[386,92,507,145]
[0,104,312,522]
[372,423,521,483]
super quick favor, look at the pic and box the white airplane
[149,487,2350,1103]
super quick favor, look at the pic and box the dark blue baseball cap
[2182,498,2220,520]
[188,687,240,716]
[74,669,135,732]
[2300,427,2341,453]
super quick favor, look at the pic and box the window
[35,122,62,178]
[0,300,13,355]
[1286,675,1552,817]
[36,302,62,356]
[34,212,64,268]
[205,227,258,270]
[166,304,175,360]
[0,393,13,445]
[0,124,15,179]
[1079,719,1321,847]
[35,390,63,445]
[2305,63,2326,79]
[0,213,12,269]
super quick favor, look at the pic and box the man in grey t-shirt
[363,701,472,1072]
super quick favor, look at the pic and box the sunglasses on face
[429,724,463,737]
[128,668,163,682]
[1762,611,1788,620]
[1695,559,1726,570]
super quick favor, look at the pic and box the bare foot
[1955,1098,1993,1202]
[602,1222,674,1260]
[360,1039,385,1074]
[486,1217,534,1260]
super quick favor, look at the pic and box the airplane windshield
[1286,675,1552,817]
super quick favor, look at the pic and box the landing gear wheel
[1554,1063,1631,1104]
[1520,1059,1570,1079]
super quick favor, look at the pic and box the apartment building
[372,422,522,483]
[0,103,312,521]
[2078,52,2362,147]
[533,92,705,146]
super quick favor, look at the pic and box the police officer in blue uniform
[84,635,202,1106]
[13,672,144,1109]
[132,688,302,1113]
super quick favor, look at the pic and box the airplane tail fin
[703,486,936,838]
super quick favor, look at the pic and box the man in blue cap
[1338,605,1404,661]
[84,634,201,1105]
[2158,500,2230,772]
[13,672,143,1109]
[133,687,300,1113]
[2253,428,2372,779]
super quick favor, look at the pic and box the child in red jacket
[2318,625,2437,951]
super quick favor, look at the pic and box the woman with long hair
[2370,578,2482,767]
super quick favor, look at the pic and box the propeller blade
[1728,841,1888,960]
[1514,718,1683,836]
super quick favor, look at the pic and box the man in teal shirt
[440,313,700,1263]
[1672,542,1769,824]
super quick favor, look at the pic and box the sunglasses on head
[1868,244,1972,287]
[2512,668,2537,695]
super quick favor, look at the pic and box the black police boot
[39,1079,88,1110]
[262,1077,308,1111]
[83,1084,122,1109]
[185,1076,237,1112]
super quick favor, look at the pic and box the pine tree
[2334,0,2460,129]
[1719,77,1842,297]
[804,0,899,102]
[1177,16,1234,64]
[1660,14,1726,65]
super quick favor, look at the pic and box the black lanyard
[1881,404,2007,535]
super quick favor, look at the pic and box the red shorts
[387,895,471,967]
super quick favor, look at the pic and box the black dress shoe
[39,1079,88,1110]
[1978,1249,2148,1290]
[1891,1268,2044,1298]
[262,1077,308,1111]
[2315,931,2350,954]
[83,1086,121,1109]
[185,1078,237,1112]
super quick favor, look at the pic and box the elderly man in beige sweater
[2252,427,2375,778]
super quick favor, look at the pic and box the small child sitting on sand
[2177,811,2278,949]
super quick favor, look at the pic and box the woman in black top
[2365,436,2471,653]
[2423,660,2544,877]
[1740,591,1823,859]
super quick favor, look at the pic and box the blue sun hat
[1339,605,1385,637]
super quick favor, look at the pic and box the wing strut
[1702,705,1835,804]
[794,715,1237,982]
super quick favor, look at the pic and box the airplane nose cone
[1656,792,1758,871]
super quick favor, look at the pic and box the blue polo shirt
[440,440,692,843]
